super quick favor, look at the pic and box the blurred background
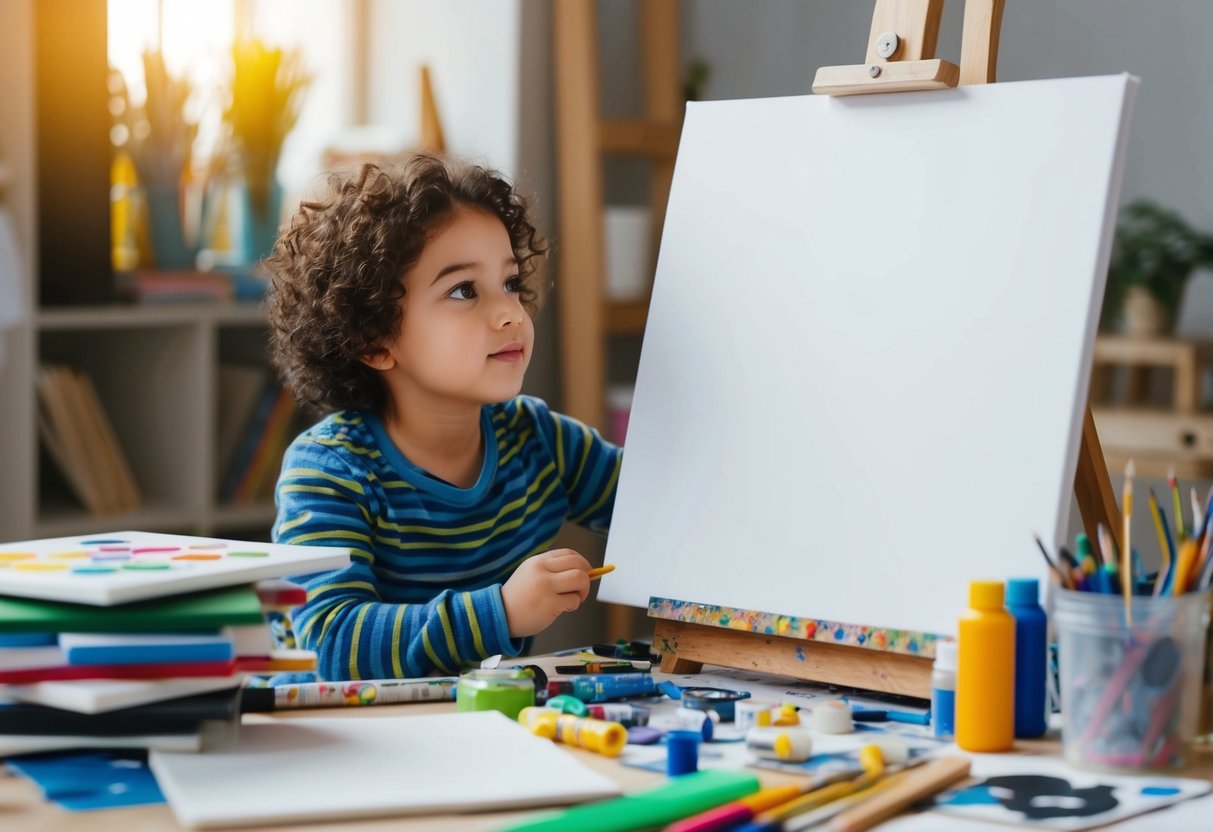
[2,0,1213,648]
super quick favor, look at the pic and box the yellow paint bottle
[956,580,1015,752]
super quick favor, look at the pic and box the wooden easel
[651,0,1122,699]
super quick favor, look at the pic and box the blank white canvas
[150,711,621,828]
[599,75,1137,638]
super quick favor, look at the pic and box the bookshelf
[0,1,288,545]
[9,304,283,541]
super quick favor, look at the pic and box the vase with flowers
[113,51,199,269]
[221,40,310,264]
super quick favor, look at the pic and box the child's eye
[446,282,477,300]
[504,275,523,294]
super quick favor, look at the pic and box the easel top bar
[813,0,1005,96]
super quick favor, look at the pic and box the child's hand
[501,549,593,638]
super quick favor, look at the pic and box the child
[265,157,622,681]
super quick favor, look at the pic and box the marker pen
[241,677,457,711]
[548,672,657,703]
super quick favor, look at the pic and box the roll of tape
[811,699,853,735]
[680,687,751,722]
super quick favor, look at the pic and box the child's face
[376,205,534,411]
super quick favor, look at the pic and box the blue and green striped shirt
[272,395,622,680]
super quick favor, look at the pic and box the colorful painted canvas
[0,531,349,605]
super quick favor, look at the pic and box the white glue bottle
[931,640,958,741]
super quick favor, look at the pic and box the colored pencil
[1122,460,1134,622]
[588,564,615,581]
[1033,534,1068,588]
[826,756,971,832]
[666,785,804,832]
[1147,488,1169,569]
[1169,468,1185,540]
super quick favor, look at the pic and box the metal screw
[876,32,900,59]
[868,65,882,78]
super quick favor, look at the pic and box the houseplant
[1103,199,1213,336]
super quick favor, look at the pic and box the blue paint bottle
[931,640,957,741]
[1007,577,1048,738]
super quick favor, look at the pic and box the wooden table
[3,659,1212,832]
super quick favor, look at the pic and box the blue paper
[6,750,165,811]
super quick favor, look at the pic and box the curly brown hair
[265,156,547,415]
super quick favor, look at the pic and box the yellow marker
[48,550,90,559]
[588,564,615,580]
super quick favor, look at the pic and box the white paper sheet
[150,711,621,829]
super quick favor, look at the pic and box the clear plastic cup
[1054,588,1211,771]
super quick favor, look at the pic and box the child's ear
[360,350,396,371]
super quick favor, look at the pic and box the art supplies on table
[499,769,759,832]
[0,531,349,605]
[149,711,620,828]
[1038,468,1213,771]
[932,755,1211,830]
[1053,588,1210,771]
[240,677,457,711]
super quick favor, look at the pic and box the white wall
[367,0,521,175]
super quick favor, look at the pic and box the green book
[0,584,266,633]
[499,769,760,832]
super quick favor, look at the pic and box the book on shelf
[115,269,234,303]
[35,364,141,515]
[219,380,297,504]
[216,363,269,483]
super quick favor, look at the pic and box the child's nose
[491,295,524,328]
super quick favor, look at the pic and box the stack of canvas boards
[0,531,349,755]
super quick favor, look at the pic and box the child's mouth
[490,343,524,363]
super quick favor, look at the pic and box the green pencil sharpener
[456,668,535,720]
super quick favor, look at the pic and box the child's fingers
[550,568,591,602]
[542,549,592,574]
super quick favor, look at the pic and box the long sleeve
[273,435,524,680]
[525,399,623,533]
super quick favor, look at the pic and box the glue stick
[553,714,628,757]
[956,580,1015,752]
[518,706,560,739]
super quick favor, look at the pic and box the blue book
[59,632,235,666]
